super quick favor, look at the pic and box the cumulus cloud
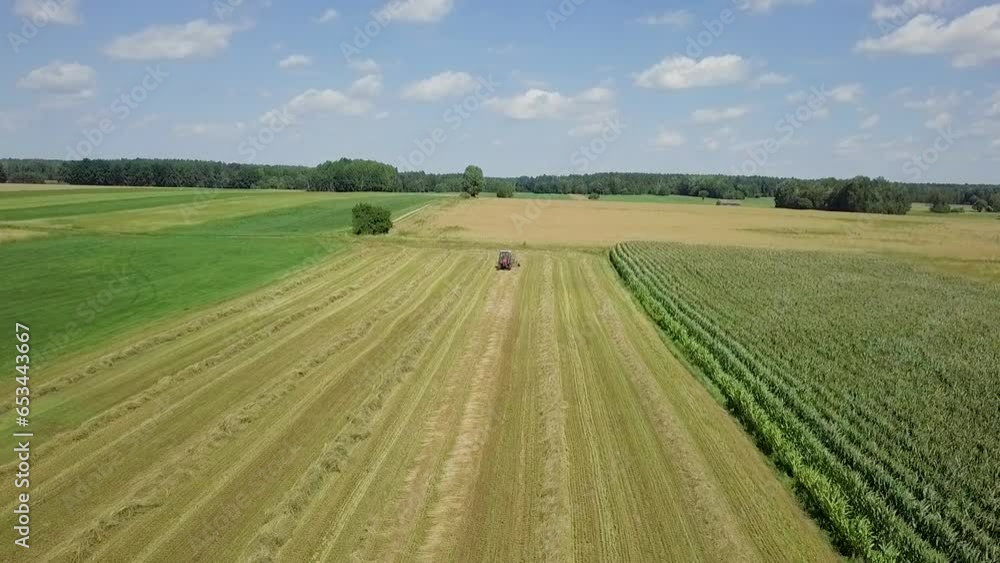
[174,122,248,138]
[315,8,338,23]
[17,61,96,109]
[104,20,241,60]
[485,86,615,121]
[381,0,454,23]
[349,58,381,74]
[828,83,864,103]
[860,114,881,129]
[856,5,1000,67]
[635,10,692,27]
[350,74,384,97]
[871,0,952,21]
[402,71,479,101]
[740,0,814,13]
[925,112,953,129]
[261,89,374,124]
[692,106,750,124]
[278,54,312,69]
[13,0,81,24]
[635,55,751,90]
[751,72,792,88]
[650,129,687,150]
[17,61,95,91]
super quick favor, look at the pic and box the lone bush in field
[496,183,514,198]
[928,192,952,214]
[588,192,601,200]
[352,203,393,235]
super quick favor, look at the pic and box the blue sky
[2,0,999,182]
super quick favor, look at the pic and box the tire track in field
[586,263,760,563]
[3,250,405,493]
[6,247,376,412]
[361,272,506,562]
[121,255,463,563]
[535,255,573,563]
[43,253,432,562]
[243,261,474,563]
[416,266,520,562]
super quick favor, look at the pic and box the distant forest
[2,157,998,215]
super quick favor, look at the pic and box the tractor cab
[496,250,518,270]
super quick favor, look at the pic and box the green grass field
[0,189,436,369]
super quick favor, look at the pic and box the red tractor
[496,250,519,270]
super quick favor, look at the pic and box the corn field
[611,241,1000,563]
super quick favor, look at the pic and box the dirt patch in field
[0,228,44,243]
[413,198,1000,263]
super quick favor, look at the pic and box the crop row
[611,242,999,562]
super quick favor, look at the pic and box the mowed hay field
[1,242,836,561]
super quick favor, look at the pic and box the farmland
[0,187,839,561]
[612,242,1000,562]
[3,185,998,561]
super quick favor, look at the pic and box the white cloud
[381,0,454,23]
[786,90,808,103]
[104,20,241,60]
[13,0,81,25]
[39,89,95,109]
[813,107,831,119]
[740,0,814,13]
[925,112,953,129]
[650,130,687,150]
[860,114,881,129]
[692,106,750,124]
[350,74,383,97]
[315,8,339,23]
[703,137,722,151]
[278,54,312,69]
[871,0,952,21]
[635,55,751,90]
[828,83,864,104]
[263,89,374,124]
[752,72,792,88]
[402,71,479,101]
[17,61,96,110]
[486,86,615,121]
[636,10,693,27]
[374,111,390,120]
[349,58,380,74]
[17,61,95,91]
[903,91,962,112]
[856,5,1000,67]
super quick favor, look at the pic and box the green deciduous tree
[463,165,484,198]
[0,162,7,184]
[351,203,393,235]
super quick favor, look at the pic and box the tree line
[0,158,996,211]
